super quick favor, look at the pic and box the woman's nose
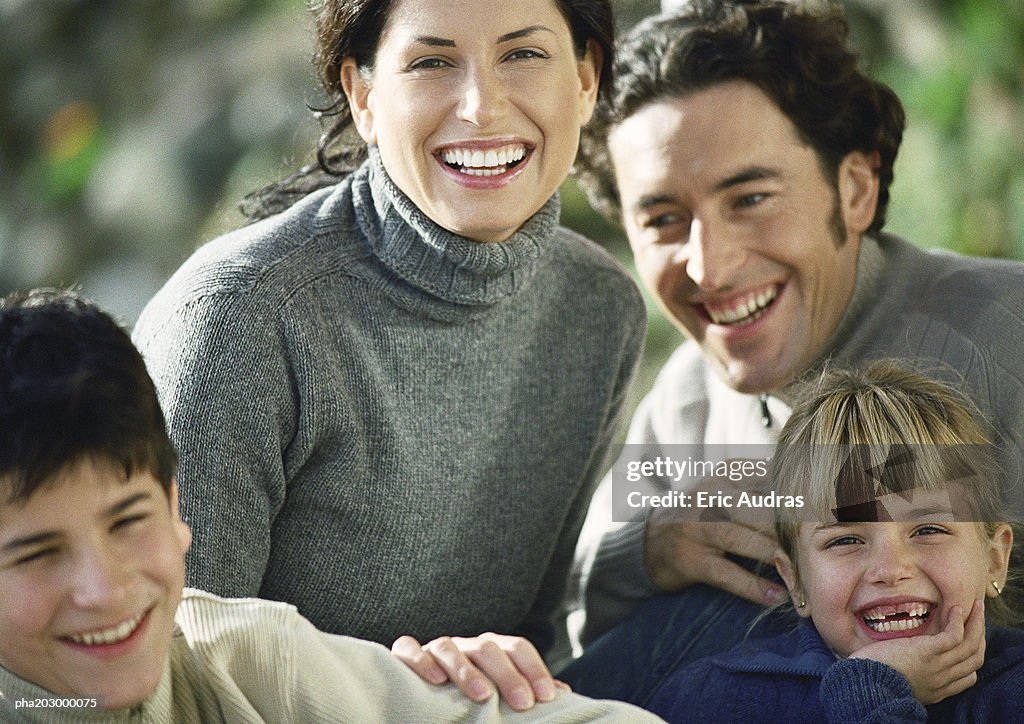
[457,66,510,127]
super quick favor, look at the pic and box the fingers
[391,635,447,685]
[469,635,556,709]
[421,636,499,704]
[706,521,778,563]
[419,634,555,711]
[645,519,779,592]
[701,555,787,606]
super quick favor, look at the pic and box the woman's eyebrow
[413,25,554,48]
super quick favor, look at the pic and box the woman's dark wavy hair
[241,0,615,221]
[576,0,905,233]
[0,289,177,503]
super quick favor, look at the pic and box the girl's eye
[826,535,861,548]
[912,525,950,537]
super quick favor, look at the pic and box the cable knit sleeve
[819,658,926,723]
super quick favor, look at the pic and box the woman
[132,0,644,660]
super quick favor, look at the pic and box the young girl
[648,362,1024,723]
[131,0,644,677]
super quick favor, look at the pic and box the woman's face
[342,0,600,243]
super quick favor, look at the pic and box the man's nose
[683,217,745,291]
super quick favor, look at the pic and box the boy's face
[0,458,191,709]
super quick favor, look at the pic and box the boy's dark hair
[576,0,905,233]
[0,289,176,502]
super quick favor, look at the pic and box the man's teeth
[706,286,778,325]
[441,145,527,176]
[67,613,144,646]
[863,604,930,633]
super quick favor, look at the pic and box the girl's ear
[987,523,1013,597]
[341,58,376,144]
[775,549,810,618]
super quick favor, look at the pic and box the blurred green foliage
[1,0,1022,404]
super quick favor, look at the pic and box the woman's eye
[409,57,451,71]
[505,48,546,61]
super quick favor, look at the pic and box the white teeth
[863,604,930,633]
[440,144,527,173]
[68,613,144,646]
[706,286,778,326]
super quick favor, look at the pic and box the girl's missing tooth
[648,361,1024,723]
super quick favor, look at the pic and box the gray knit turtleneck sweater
[132,149,646,652]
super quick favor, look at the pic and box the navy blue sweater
[648,621,1024,723]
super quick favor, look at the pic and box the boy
[0,289,656,722]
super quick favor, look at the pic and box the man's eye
[736,193,768,209]
[643,213,681,229]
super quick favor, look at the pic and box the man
[564,0,1024,704]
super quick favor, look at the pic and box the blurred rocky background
[2,0,1023,401]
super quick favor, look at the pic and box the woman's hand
[391,632,568,711]
[848,599,986,704]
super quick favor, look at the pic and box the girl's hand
[848,599,986,704]
[391,632,568,711]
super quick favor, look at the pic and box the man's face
[0,459,191,709]
[609,81,874,394]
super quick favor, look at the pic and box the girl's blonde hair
[771,360,1019,624]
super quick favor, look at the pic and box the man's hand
[391,632,567,711]
[848,599,986,704]
[643,511,785,604]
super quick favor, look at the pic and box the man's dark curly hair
[0,289,177,502]
[575,0,905,233]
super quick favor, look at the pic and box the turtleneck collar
[351,146,557,308]
[774,235,885,406]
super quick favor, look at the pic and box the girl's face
[777,493,1011,658]
[342,0,600,243]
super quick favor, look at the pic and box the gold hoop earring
[993,580,1003,596]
